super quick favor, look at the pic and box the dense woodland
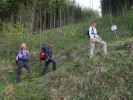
[0,0,95,33]
[0,0,133,32]
[101,0,133,16]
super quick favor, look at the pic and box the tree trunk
[42,9,47,31]
[59,8,62,27]
[53,12,56,28]
[30,0,37,33]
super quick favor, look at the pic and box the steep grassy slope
[8,38,133,100]
[0,13,133,99]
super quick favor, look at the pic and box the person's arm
[26,50,30,61]
[89,27,94,38]
[48,48,52,59]
[89,27,96,42]
[16,52,19,64]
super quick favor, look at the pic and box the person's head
[20,43,27,50]
[41,47,45,52]
[47,41,53,48]
[90,20,97,27]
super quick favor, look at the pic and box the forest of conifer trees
[0,0,96,32]
[101,0,133,16]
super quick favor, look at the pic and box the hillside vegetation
[0,11,133,100]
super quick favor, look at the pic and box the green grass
[0,11,133,99]
[0,82,5,93]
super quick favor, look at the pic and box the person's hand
[40,60,44,63]
[91,38,96,43]
[16,60,18,64]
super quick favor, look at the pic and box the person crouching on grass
[89,20,107,58]
[40,43,56,75]
[16,43,31,83]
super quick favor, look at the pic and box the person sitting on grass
[89,20,107,58]
[16,43,31,83]
[40,43,56,75]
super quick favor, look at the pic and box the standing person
[111,24,118,39]
[111,24,118,33]
[16,43,31,83]
[40,43,56,75]
[89,20,107,58]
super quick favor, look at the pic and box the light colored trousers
[90,37,107,57]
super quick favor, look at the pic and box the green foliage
[0,82,5,93]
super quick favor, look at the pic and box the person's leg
[90,41,95,58]
[114,31,118,40]
[16,61,23,83]
[50,59,56,71]
[96,39,107,55]
[40,61,44,74]
[42,60,50,75]
[24,61,32,75]
[103,41,107,55]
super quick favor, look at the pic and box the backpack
[86,29,90,38]
[86,28,94,38]
[41,45,52,58]
[40,51,48,61]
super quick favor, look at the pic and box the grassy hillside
[0,12,133,99]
